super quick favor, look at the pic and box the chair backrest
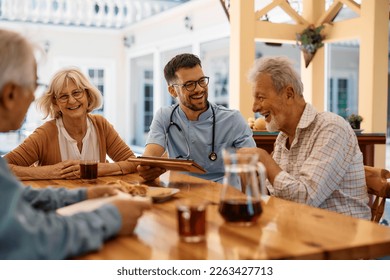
[364,166,390,223]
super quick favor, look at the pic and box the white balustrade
[0,0,183,28]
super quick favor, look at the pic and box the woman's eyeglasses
[56,89,85,103]
[171,76,209,92]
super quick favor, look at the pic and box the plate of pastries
[108,180,180,203]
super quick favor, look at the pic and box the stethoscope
[166,104,217,161]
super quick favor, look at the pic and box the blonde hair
[37,67,102,119]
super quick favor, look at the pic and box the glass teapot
[219,148,267,226]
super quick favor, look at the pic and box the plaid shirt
[268,104,371,220]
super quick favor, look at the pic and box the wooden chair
[364,166,390,223]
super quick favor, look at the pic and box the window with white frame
[214,71,228,107]
[144,70,154,133]
[88,68,105,114]
[328,77,356,118]
[200,38,230,107]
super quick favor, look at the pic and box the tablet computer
[128,156,206,174]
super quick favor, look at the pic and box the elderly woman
[5,67,137,180]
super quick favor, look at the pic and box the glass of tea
[219,148,266,226]
[79,160,98,183]
[176,198,207,243]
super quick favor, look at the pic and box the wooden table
[23,172,390,260]
[253,131,386,166]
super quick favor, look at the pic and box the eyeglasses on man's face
[35,81,48,92]
[56,89,85,103]
[23,80,46,92]
[171,76,209,92]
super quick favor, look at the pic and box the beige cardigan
[4,114,135,174]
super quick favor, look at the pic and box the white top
[56,117,100,161]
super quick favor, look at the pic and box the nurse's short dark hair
[164,53,202,85]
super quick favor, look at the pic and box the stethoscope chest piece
[208,152,217,161]
[169,103,217,162]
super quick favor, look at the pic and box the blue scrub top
[146,102,256,183]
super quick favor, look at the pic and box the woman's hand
[54,160,81,179]
[8,160,83,180]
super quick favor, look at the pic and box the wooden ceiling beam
[254,0,284,20]
[279,0,309,25]
[339,0,361,15]
[316,1,344,26]
[254,21,306,42]
[322,17,361,42]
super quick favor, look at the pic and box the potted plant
[296,24,325,68]
[347,114,363,129]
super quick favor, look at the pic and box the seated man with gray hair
[239,56,370,220]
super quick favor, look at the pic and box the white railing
[0,0,181,28]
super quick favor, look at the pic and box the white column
[153,50,163,114]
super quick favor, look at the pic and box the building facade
[0,0,386,160]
